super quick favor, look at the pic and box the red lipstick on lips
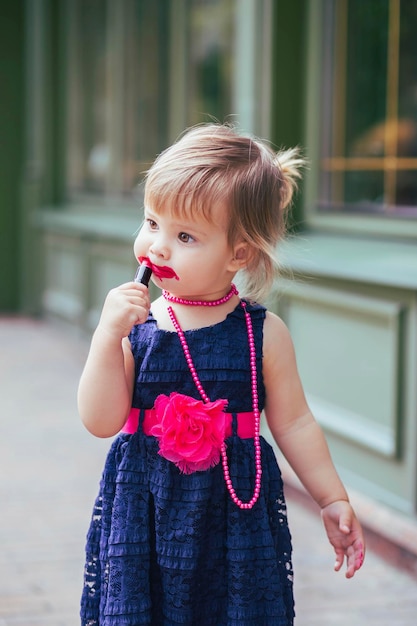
[138,256,179,281]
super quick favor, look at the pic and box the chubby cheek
[133,232,147,261]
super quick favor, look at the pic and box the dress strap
[139,408,146,429]
[231,412,239,436]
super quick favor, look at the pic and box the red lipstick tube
[134,260,152,286]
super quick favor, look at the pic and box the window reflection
[186,0,234,126]
[321,0,417,215]
[67,0,108,193]
[123,1,169,192]
[66,0,235,198]
[67,0,169,197]
[344,1,388,159]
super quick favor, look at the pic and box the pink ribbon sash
[122,407,256,439]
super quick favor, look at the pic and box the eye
[146,218,158,230]
[178,232,195,243]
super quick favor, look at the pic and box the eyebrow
[172,220,208,238]
[144,208,209,238]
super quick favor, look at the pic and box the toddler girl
[79,123,364,625]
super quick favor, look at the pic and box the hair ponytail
[274,147,305,210]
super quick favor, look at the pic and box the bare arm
[263,311,365,577]
[77,281,150,438]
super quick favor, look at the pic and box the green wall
[0,1,25,311]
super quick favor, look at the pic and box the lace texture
[81,302,294,625]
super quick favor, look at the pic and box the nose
[149,234,170,260]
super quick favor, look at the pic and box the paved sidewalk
[1,317,417,625]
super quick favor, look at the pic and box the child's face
[133,202,239,298]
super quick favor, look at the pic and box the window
[65,0,235,201]
[66,0,169,197]
[319,0,417,218]
[186,0,234,126]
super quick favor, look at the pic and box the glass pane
[396,170,417,206]
[67,0,108,193]
[320,0,417,217]
[397,2,417,159]
[187,0,235,126]
[345,1,389,158]
[320,170,385,210]
[344,170,385,205]
[123,0,169,192]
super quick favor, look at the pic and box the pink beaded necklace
[162,283,238,306]
[163,285,262,510]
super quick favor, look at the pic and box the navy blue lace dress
[80,301,294,625]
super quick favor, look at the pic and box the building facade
[3,0,417,518]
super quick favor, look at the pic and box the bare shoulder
[263,310,297,368]
[263,309,291,337]
[149,295,173,331]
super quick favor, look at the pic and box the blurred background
[1,0,417,621]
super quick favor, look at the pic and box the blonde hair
[144,124,303,302]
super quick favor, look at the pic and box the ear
[228,242,253,272]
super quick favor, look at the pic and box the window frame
[304,0,417,239]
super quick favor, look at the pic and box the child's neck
[151,288,240,332]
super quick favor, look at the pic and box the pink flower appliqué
[150,392,228,474]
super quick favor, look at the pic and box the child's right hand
[97,281,150,341]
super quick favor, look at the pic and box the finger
[119,287,150,304]
[130,293,151,308]
[345,548,356,578]
[338,513,352,535]
[354,541,365,572]
[124,306,149,329]
[125,294,150,308]
[345,542,364,578]
[119,283,150,297]
[334,548,344,572]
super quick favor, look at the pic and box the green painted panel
[43,234,85,323]
[282,282,403,457]
[86,239,146,331]
[327,434,413,515]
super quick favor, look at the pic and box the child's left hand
[321,500,365,578]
